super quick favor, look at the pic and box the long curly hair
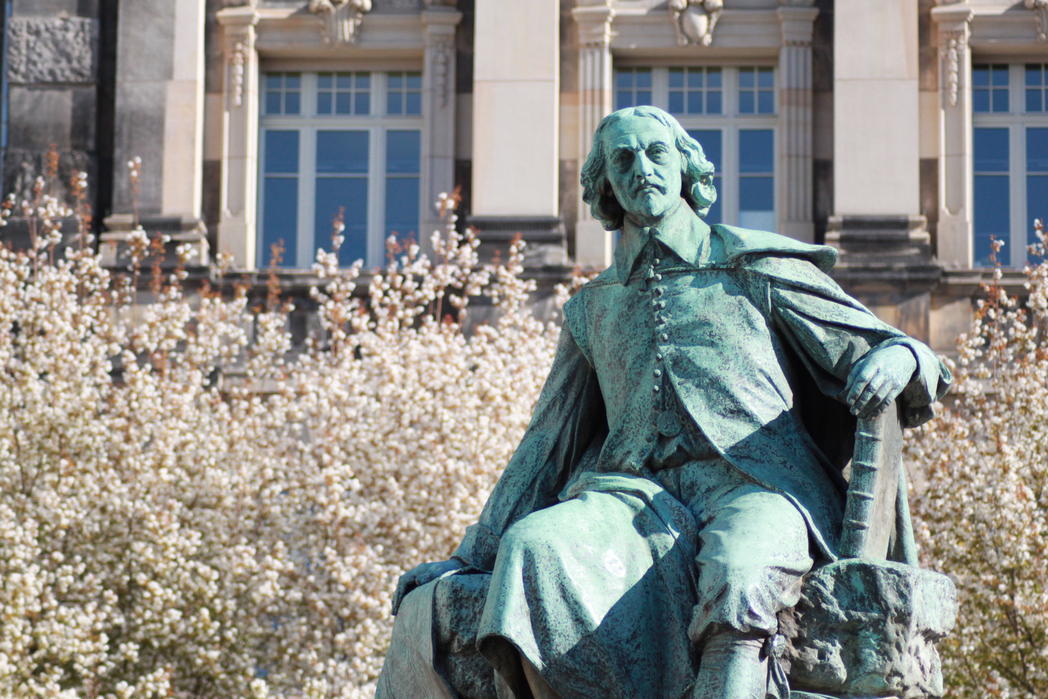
[580,106,717,231]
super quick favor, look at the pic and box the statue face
[602,115,683,225]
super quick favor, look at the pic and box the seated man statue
[378,106,951,699]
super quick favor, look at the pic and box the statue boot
[691,630,768,699]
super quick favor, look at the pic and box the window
[259,71,423,268]
[972,63,1048,267]
[614,66,776,230]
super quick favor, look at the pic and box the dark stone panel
[918,0,937,93]
[112,81,166,213]
[77,0,100,17]
[94,0,118,229]
[454,158,472,220]
[202,158,222,249]
[813,158,833,245]
[456,0,473,94]
[920,157,939,254]
[71,85,97,150]
[116,0,174,83]
[8,86,73,150]
[2,147,93,206]
[12,0,79,16]
[812,0,833,93]
[559,158,578,258]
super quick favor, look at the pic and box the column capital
[930,4,973,31]
[777,5,818,47]
[573,3,615,48]
[421,7,462,33]
[216,6,260,32]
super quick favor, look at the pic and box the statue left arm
[751,257,952,428]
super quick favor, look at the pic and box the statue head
[581,106,717,231]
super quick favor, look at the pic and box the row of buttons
[648,255,683,439]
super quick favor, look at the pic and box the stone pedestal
[780,559,958,699]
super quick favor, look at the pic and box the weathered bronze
[378,106,954,699]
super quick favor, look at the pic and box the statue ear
[689,174,717,217]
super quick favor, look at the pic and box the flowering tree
[0,177,562,697]
[906,233,1048,698]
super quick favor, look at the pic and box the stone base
[100,213,209,269]
[780,559,957,698]
[466,215,567,266]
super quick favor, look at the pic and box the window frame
[971,62,1048,267]
[612,64,779,231]
[257,70,424,269]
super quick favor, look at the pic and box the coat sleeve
[748,256,952,428]
[452,315,605,572]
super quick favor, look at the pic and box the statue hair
[580,106,717,231]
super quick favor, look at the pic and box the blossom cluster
[0,187,561,697]
[905,232,1048,698]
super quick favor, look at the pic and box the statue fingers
[851,374,888,415]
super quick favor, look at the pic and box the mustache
[633,180,666,195]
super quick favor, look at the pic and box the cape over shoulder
[712,223,838,274]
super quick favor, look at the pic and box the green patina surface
[378,107,954,699]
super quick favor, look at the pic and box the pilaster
[931,3,974,269]
[215,7,261,270]
[420,8,462,242]
[572,0,615,268]
[777,3,818,243]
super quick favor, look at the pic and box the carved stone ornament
[230,41,247,108]
[1027,0,1048,41]
[669,0,723,47]
[941,30,962,108]
[308,0,372,45]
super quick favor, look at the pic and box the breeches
[648,458,813,644]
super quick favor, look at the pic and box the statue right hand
[391,559,465,616]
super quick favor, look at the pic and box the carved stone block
[6,17,97,85]
[779,559,957,698]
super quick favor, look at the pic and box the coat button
[652,384,660,393]
[654,273,663,282]
[653,287,664,297]
[659,333,669,342]
[653,369,663,378]
[655,352,664,361]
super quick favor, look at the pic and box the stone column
[931,2,974,269]
[826,0,940,338]
[214,7,261,269]
[469,0,564,264]
[102,0,209,267]
[777,1,818,243]
[572,0,615,268]
[420,7,462,241]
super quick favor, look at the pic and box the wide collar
[613,200,712,283]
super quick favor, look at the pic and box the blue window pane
[1028,175,1048,257]
[1027,89,1043,113]
[387,130,421,174]
[973,66,989,87]
[285,92,300,115]
[758,91,774,114]
[669,69,683,89]
[688,129,721,171]
[1027,127,1048,171]
[405,92,421,115]
[740,69,754,89]
[265,92,281,114]
[740,91,755,114]
[318,74,332,89]
[336,93,351,114]
[707,177,722,223]
[974,174,1011,266]
[740,177,774,230]
[687,70,703,89]
[261,177,298,268]
[638,90,652,105]
[286,74,301,89]
[385,177,420,241]
[337,73,352,89]
[636,70,652,88]
[266,74,282,89]
[317,131,368,174]
[707,91,722,114]
[974,128,1009,172]
[387,92,403,115]
[355,74,370,89]
[973,90,990,113]
[317,92,332,114]
[992,65,1008,86]
[688,91,702,114]
[740,129,774,173]
[615,93,630,110]
[315,177,368,266]
[992,89,1008,112]
[758,68,774,88]
[708,69,722,88]
[615,70,632,89]
[264,130,299,174]
[407,73,422,89]
[355,93,370,114]
[1027,64,1042,86]
[389,73,403,89]
[669,92,684,114]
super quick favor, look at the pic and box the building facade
[4,0,1048,351]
